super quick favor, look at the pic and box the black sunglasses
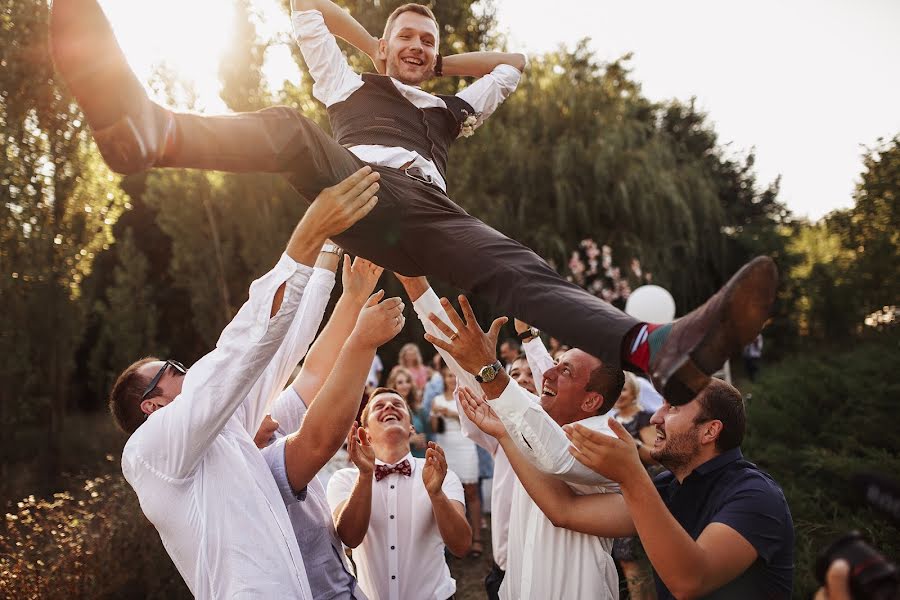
[141,359,186,401]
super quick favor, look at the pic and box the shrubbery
[743,328,900,597]
[0,473,189,599]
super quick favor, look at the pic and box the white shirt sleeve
[522,336,554,389]
[291,10,364,106]
[455,63,523,131]
[441,467,466,505]
[236,267,335,435]
[490,378,618,486]
[412,288,499,454]
[326,467,360,512]
[133,253,313,480]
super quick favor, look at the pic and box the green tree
[1,0,126,474]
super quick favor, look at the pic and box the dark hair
[383,3,439,39]
[108,356,159,434]
[694,378,746,451]
[585,363,625,415]
[361,386,406,424]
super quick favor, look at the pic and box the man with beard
[458,369,795,599]
[50,0,779,408]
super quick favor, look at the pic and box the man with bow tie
[327,387,471,600]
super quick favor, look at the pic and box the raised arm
[282,290,404,492]
[292,0,379,59]
[515,318,554,388]
[291,256,383,413]
[136,167,380,479]
[567,421,764,599]
[459,387,634,537]
[330,424,375,548]
[396,274,498,454]
[442,51,527,77]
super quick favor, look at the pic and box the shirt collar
[375,452,416,473]
[691,447,744,478]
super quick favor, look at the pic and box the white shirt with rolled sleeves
[326,455,465,600]
[121,255,336,599]
[291,9,524,193]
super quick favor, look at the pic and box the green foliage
[1,0,127,471]
[743,330,900,598]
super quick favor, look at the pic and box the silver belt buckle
[404,165,433,185]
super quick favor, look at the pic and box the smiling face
[648,400,707,472]
[539,349,605,426]
[378,10,439,86]
[364,391,413,445]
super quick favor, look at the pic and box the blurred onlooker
[743,334,764,382]
[430,365,484,558]
[499,338,521,371]
[386,366,428,458]
[398,342,430,389]
[612,372,659,600]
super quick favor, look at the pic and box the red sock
[622,323,665,372]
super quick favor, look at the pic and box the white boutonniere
[459,111,480,138]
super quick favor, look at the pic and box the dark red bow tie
[374,459,412,482]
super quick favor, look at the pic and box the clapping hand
[458,387,508,440]
[422,441,448,497]
[347,422,376,476]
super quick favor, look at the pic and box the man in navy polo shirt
[563,378,794,599]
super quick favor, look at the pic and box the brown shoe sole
[654,256,778,404]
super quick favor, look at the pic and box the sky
[98,0,900,221]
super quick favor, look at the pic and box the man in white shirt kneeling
[327,388,472,600]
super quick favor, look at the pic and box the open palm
[458,387,507,439]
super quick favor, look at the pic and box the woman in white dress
[429,366,483,557]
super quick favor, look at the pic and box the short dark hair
[108,356,159,434]
[585,364,625,415]
[383,3,439,39]
[361,386,406,424]
[694,378,746,451]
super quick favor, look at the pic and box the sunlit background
[98,0,900,220]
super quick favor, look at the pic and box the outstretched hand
[347,422,376,476]
[342,255,384,304]
[304,166,380,238]
[564,418,643,486]
[353,290,405,348]
[424,295,507,375]
[422,441,448,497]
[458,387,507,440]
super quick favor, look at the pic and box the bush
[0,474,189,599]
[743,329,900,598]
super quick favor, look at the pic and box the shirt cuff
[488,377,532,421]
[264,437,308,505]
[491,62,525,84]
[291,9,327,43]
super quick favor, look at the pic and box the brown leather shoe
[649,256,778,405]
[49,0,174,174]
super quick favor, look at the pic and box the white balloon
[625,285,676,323]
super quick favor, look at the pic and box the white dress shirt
[326,454,465,600]
[412,289,620,596]
[523,335,555,389]
[292,9,523,193]
[121,256,335,599]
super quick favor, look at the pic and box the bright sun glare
[97,0,296,112]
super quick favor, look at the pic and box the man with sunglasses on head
[107,166,379,599]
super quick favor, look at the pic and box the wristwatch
[518,327,539,342]
[321,242,343,259]
[475,360,503,383]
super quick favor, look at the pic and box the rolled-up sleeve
[262,436,308,505]
[456,63,523,130]
[291,10,364,106]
